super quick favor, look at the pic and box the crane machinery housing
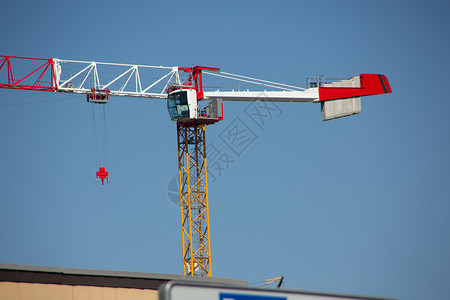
[0,55,392,277]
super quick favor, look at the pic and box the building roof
[0,263,247,290]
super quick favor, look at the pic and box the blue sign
[220,293,287,300]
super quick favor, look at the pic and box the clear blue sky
[1,1,449,300]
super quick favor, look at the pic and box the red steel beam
[0,55,58,92]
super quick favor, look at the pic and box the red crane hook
[96,167,109,185]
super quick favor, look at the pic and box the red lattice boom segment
[0,56,58,92]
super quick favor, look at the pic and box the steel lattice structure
[177,124,212,276]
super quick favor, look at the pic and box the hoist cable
[91,103,100,169]
[103,104,108,168]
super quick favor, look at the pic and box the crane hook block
[96,167,109,185]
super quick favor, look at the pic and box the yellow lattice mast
[177,123,212,276]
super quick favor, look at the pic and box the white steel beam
[203,89,319,102]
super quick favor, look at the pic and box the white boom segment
[203,90,318,102]
[201,70,319,102]
[54,59,181,99]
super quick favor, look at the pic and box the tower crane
[0,55,392,277]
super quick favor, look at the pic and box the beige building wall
[0,281,158,300]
